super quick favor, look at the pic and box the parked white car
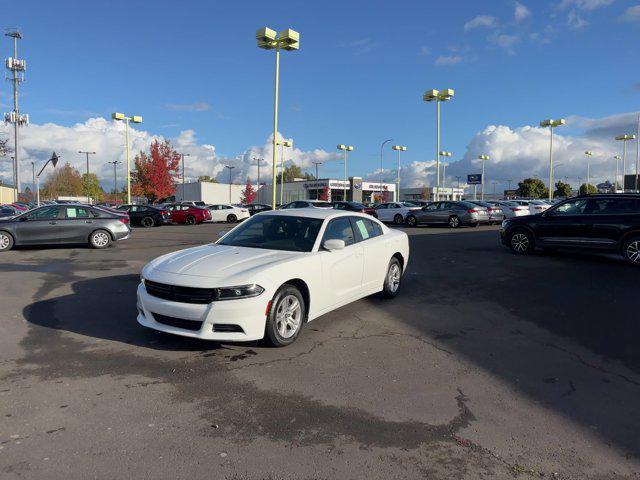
[205,204,250,223]
[374,202,421,225]
[498,201,531,219]
[527,200,551,215]
[137,209,410,346]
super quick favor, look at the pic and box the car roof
[256,208,370,220]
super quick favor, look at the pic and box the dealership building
[260,177,398,204]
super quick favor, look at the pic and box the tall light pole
[392,145,407,199]
[616,134,636,192]
[253,157,263,203]
[379,139,393,202]
[4,30,28,195]
[312,161,322,181]
[584,151,592,194]
[439,151,452,197]
[636,115,640,192]
[256,27,300,210]
[337,144,354,201]
[507,179,513,191]
[79,151,96,202]
[478,155,489,200]
[423,88,454,201]
[36,152,59,206]
[614,155,622,192]
[540,118,565,201]
[108,160,120,201]
[491,181,498,199]
[224,165,235,203]
[179,153,191,201]
[112,112,142,204]
[455,175,461,191]
[276,139,293,205]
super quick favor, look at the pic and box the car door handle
[85,220,93,224]
[49,221,57,225]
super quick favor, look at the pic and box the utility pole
[79,151,96,203]
[253,157,262,203]
[108,160,120,201]
[30,160,34,199]
[4,30,28,195]
[224,165,235,203]
[180,153,191,201]
[312,161,322,181]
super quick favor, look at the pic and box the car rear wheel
[264,284,305,347]
[406,215,417,227]
[508,229,534,255]
[227,214,237,223]
[185,215,196,225]
[0,231,14,252]
[622,237,640,266]
[393,214,404,225]
[382,257,402,298]
[141,216,155,228]
[448,216,460,228]
[89,230,112,249]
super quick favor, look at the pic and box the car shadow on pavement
[23,274,227,352]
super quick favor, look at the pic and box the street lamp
[584,151,592,194]
[79,151,96,203]
[337,144,354,201]
[615,134,636,192]
[112,112,142,204]
[108,160,120,201]
[35,152,60,206]
[179,153,191,201]
[224,165,235,203]
[439,151,452,196]
[491,181,498,198]
[478,155,489,200]
[256,27,300,210]
[614,155,622,192]
[392,145,407,200]
[276,139,293,205]
[423,88,454,201]
[539,118,565,201]
[312,161,322,181]
[379,139,393,202]
[253,157,264,203]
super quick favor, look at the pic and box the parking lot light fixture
[392,145,407,198]
[614,155,622,192]
[539,118,565,201]
[276,139,293,205]
[584,151,593,193]
[35,152,60,206]
[616,134,636,192]
[379,139,393,201]
[78,151,96,203]
[224,165,235,203]
[337,144,354,200]
[478,155,490,200]
[112,112,143,204]
[423,88,454,201]
[439,151,452,192]
[256,27,300,210]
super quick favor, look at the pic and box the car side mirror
[323,239,345,251]
[19,216,29,222]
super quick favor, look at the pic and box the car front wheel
[448,216,460,228]
[141,216,155,228]
[0,231,14,252]
[185,215,196,225]
[264,284,305,347]
[622,237,640,266]
[89,230,112,249]
[382,257,402,298]
[406,215,417,227]
[393,214,404,225]
[227,214,237,223]
[508,229,534,255]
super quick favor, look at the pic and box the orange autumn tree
[131,139,181,202]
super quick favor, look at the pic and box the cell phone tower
[4,29,28,194]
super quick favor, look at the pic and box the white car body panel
[137,210,410,341]
[375,203,421,223]
[206,204,250,222]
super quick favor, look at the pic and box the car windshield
[218,214,323,252]
[311,202,333,208]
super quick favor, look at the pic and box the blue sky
[2,0,640,191]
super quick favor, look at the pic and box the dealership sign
[467,174,482,185]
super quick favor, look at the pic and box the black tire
[622,236,640,266]
[0,231,14,252]
[393,214,404,225]
[406,215,417,227]
[141,216,155,228]
[227,214,237,223]
[185,215,196,225]
[508,228,534,255]
[264,284,306,347]
[89,229,112,249]
[382,257,402,298]
[448,216,461,228]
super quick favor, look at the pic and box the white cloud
[163,102,212,112]
[490,33,520,53]
[514,1,532,21]
[567,10,589,28]
[343,38,381,55]
[418,46,431,56]
[0,118,337,189]
[620,5,640,22]
[434,55,464,66]
[464,15,498,31]
[558,0,615,10]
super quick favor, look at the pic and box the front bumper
[136,283,268,341]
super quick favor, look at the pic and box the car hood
[143,243,304,280]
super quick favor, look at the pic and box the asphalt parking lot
[1,223,639,480]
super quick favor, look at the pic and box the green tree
[579,183,597,195]
[81,173,105,201]
[277,164,313,183]
[516,178,548,199]
[198,175,218,183]
[553,180,572,198]
[42,162,83,199]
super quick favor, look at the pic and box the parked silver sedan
[467,200,503,224]
[0,204,131,251]
[405,201,489,228]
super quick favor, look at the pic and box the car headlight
[217,284,264,300]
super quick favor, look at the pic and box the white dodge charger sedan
[137,209,409,346]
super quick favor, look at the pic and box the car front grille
[144,280,217,304]
[151,312,203,331]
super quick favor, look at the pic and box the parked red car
[167,204,211,225]
[332,201,378,218]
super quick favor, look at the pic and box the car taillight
[511,207,522,212]
[467,209,477,213]
[119,217,129,224]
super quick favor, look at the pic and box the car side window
[351,217,382,242]
[375,204,387,209]
[322,217,355,246]
[548,199,588,216]
[595,198,639,214]
[25,206,60,220]
[424,203,438,211]
[64,207,92,219]
[335,203,345,210]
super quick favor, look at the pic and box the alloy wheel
[92,232,110,248]
[275,294,302,339]
[388,263,401,293]
[626,240,640,264]
[511,233,529,253]
[407,216,416,227]
[142,217,154,227]
[185,216,195,225]
[449,216,460,228]
[0,233,10,250]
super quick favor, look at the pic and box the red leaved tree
[131,140,181,202]
[240,178,257,204]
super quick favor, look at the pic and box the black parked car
[500,194,640,265]
[116,204,170,227]
[0,204,131,251]
[244,203,272,215]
